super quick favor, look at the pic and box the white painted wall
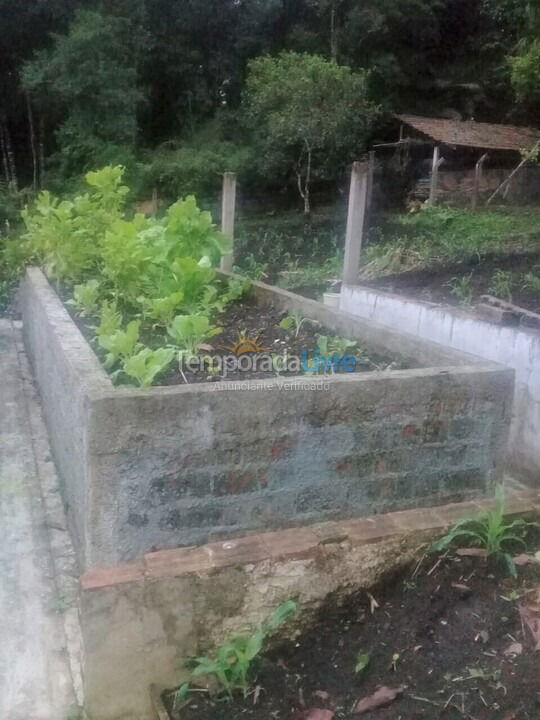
[340,284,540,482]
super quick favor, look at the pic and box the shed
[376,114,540,207]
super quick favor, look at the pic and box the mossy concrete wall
[23,268,513,571]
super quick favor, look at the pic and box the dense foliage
[0,0,538,206]
[22,166,250,386]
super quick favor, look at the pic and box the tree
[22,8,144,176]
[244,51,378,215]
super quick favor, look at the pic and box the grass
[362,205,540,277]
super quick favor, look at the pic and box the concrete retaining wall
[78,489,540,720]
[340,284,540,481]
[23,268,513,570]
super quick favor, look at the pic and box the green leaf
[355,650,371,674]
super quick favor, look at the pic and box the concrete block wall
[22,268,514,570]
[340,284,540,483]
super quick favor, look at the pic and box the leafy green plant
[139,291,185,328]
[279,310,312,338]
[188,600,296,699]
[67,279,101,317]
[523,267,540,293]
[97,319,141,369]
[168,314,221,359]
[447,274,474,307]
[317,334,357,358]
[432,486,537,576]
[122,347,175,387]
[488,269,514,301]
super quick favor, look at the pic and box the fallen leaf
[504,642,523,656]
[353,685,407,714]
[313,691,330,701]
[476,630,489,644]
[451,583,471,592]
[296,709,334,720]
[456,548,489,558]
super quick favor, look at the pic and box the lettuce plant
[122,347,175,388]
[168,314,221,359]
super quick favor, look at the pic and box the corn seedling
[186,600,296,699]
[432,486,537,576]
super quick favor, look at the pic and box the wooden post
[342,161,368,285]
[220,172,236,272]
[428,145,441,206]
[472,152,488,210]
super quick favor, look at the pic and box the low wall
[79,489,540,720]
[340,284,540,481]
[23,268,513,570]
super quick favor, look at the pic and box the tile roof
[397,114,540,152]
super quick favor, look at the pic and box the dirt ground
[363,250,540,314]
[165,549,540,720]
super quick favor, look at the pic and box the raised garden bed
[161,525,540,720]
[23,266,513,572]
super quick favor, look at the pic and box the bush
[138,126,252,204]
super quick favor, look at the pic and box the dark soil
[165,552,540,720]
[61,288,410,385]
[363,249,540,315]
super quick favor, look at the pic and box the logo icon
[221,330,270,356]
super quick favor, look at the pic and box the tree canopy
[0,0,536,199]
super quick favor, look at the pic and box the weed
[523,267,540,293]
[446,274,474,307]
[488,269,515,301]
[432,486,537,576]
[184,600,296,699]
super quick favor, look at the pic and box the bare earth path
[0,319,81,720]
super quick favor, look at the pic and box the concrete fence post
[220,172,236,272]
[472,152,488,210]
[342,161,368,286]
[428,145,441,206]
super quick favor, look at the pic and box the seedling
[355,650,371,675]
[168,314,221,359]
[185,600,296,699]
[279,311,313,338]
[432,486,537,576]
